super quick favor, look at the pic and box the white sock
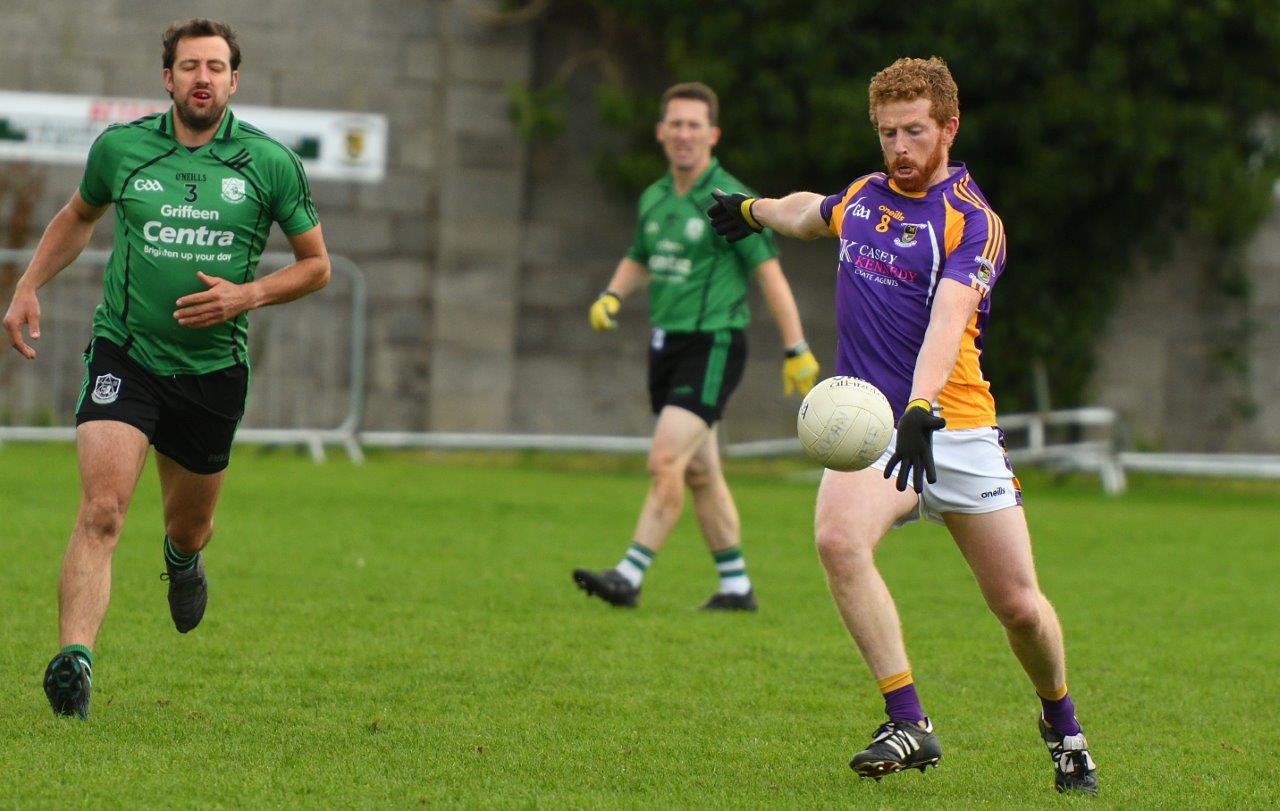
[713,545,752,594]
[614,542,654,587]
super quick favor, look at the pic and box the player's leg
[816,466,942,777]
[944,507,1096,794]
[684,428,753,610]
[155,452,225,633]
[573,405,710,606]
[150,360,246,633]
[59,421,150,646]
[46,420,150,718]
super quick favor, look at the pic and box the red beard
[887,135,947,193]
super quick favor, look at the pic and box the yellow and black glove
[707,189,763,242]
[588,291,621,331]
[782,341,819,396]
[884,399,947,493]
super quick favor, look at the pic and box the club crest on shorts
[221,177,246,204]
[91,373,122,405]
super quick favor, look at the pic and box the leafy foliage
[535,0,1280,408]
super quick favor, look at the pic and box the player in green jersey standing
[1,18,330,719]
[573,83,819,611]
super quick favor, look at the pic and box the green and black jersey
[79,108,319,375]
[626,158,777,333]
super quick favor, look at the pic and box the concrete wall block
[356,172,431,214]
[432,262,517,309]
[393,213,436,256]
[397,127,438,172]
[370,1,439,37]
[362,258,431,301]
[15,53,106,96]
[428,347,514,430]
[273,69,390,112]
[404,38,442,81]
[307,180,358,211]
[439,169,522,221]
[454,132,525,171]
[432,296,517,353]
[450,41,532,85]
[517,223,564,268]
[519,263,595,309]
[444,84,513,135]
[315,211,395,255]
[1245,210,1280,307]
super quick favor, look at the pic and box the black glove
[884,399,947,493]
[707,189,763,242]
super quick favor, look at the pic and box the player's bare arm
[709,190,828,242]
[907,278,984,404]
[588,257,648,331]
[3,191,109,359]
[174,224,330,328]
[755,258,820,395]
[749,193,829,240]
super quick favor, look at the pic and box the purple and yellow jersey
[819,162,1005,429]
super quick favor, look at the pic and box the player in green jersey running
[573,82,820,611]
[1,18,331,720]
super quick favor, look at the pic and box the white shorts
[870,426,1022,527]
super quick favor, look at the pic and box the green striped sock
[164,536,198,572]
[615,542,655,587]
[713,545,751,595]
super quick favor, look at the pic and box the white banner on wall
[0,91,386,182]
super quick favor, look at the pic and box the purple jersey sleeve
[819,184,851,233]
[940,183,1006,298]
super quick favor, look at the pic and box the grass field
[1,443,1278,807]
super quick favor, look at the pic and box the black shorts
[648,329,747,426]
[75,338,249,474]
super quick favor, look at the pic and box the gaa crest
[221,177,246,204]
[91,373,122,405]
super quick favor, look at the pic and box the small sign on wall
[0,91,387,183]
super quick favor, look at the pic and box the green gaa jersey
[626,158,777,332]
[78,108,319,375]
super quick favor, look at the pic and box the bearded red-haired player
[708,56,1097,794]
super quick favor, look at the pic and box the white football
[797,376,895,471]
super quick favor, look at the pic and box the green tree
[519,0,1280,410]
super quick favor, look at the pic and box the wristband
[785,340,810,358]
[905,398,933,414]
[740,198,762,231]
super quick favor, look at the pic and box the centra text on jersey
[143,221,235,246]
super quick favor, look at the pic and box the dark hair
[659,82,719,125]
[162,18,241,71]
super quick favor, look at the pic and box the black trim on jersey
[691,172,724,332]
[116,146,180,344]
[216,109,236,140]
[237,122,319,226]
[283,147,318,224]
[224,148,252,171]
[211,151,269,365]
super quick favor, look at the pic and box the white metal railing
[0,248,367,462]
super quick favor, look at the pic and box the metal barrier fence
[0,248,366,462]
[5,245,1280,493]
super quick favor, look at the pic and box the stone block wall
[3,1,1279,449]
